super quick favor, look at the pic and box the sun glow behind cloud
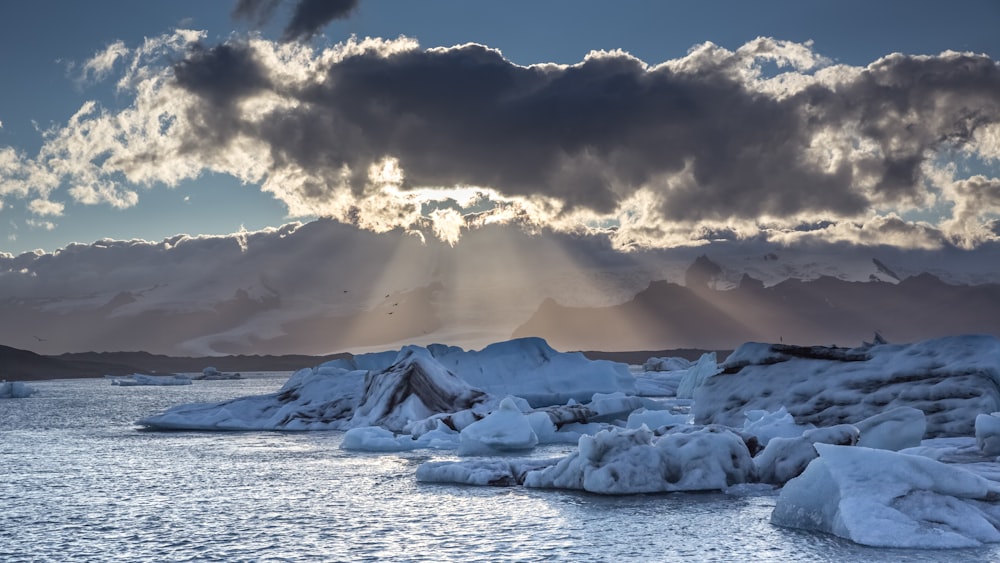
[1,32,999,251]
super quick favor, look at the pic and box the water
[4,376,999,562]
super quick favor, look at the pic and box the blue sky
[1,0,1000,255]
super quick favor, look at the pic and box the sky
[1,0,999,255]
[2,0,1000,355]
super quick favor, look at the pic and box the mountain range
[513,265,1000,351]
[4,219,1000,357]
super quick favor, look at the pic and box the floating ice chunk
[416,458,560,487]
[341,426,419,452]
[459,397,539,456]
[633,371,684,397]
[0,381,36,398]
[754,424,859,485]
[855,406,926,450]
[626,408,691,430]
[642,356,692,372]
[432,337,635,407]
[523,424,755,494]
[772,444,1000,548]
[194,367,241,380]
[348,347,489,432]
[742,406,814,446]
[342,420,462,452]
[676,352,719,399]
[138,368,367,430]
[976,413,1000,456]
[110,373,192,386]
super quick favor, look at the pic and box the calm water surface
[3,375,999,562]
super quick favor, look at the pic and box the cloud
[79,40,128,84]
[232,0,360,42]
[28,198,64,216]
[1,35,999,249]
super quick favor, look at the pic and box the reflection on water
[3,376,999,561]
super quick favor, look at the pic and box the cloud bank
[2,33,999,249]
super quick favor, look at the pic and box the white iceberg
[625,407,691,429]
[642,356,692,372]
[1,380,36,398]
[976,413,1000,456]
[754,424,859,485]
[742,406,814,446]
[139,346,488,431]
[341,421,461,452]
[772,444,1000,548]
[458,397,539,455]
[855,406,926,450]
[193,367,242,380]
[416,458,560,487]
[695,335,1000,437]
[675,352,719,399]
[431,337,635,406]
[109,373,192,386]
[522,424,756,494]
[139,337,636,432]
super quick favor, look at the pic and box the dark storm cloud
[283,0,359,41]
[232,0,359,42]
[231,0,281,26]
[168,40,1000,226]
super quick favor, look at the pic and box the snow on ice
[137,334,1000,549]
[772,444,1000,548]
[694,335,1000,437]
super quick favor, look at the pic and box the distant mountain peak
[872,258,901,282]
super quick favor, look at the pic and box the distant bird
[33,335,46,342]
[393,303,398,307]
[343,290,348,293]
[385,294,390,298]
[388,311,394,315]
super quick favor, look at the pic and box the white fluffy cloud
[1,33,999,250]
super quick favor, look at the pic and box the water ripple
[4,376,1000,561]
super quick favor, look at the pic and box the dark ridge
[580,349,731,364]
[1,345,351,381]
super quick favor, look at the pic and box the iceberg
[855,406,926,450]
[430,337,635,406]
[976,413,1000,456]
[753,424,859,485]
[416,458,560,487]
[139,346,488,431]
[772,444,1000,548]
[341,421,461,452]
[138,338,635,433]
[742,406,814,446]
[1,380,36,398]
[694,335,1000,437]
[522,424,756,494]
[458,397,539,456]
[675,351,719,399]
[109,374,192,386]
[192,367,242,380]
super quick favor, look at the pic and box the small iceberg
[1,380,36,398]
[108,373,192,386]
[192,367,242,380]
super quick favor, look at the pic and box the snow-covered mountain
[4,219,1000,355]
